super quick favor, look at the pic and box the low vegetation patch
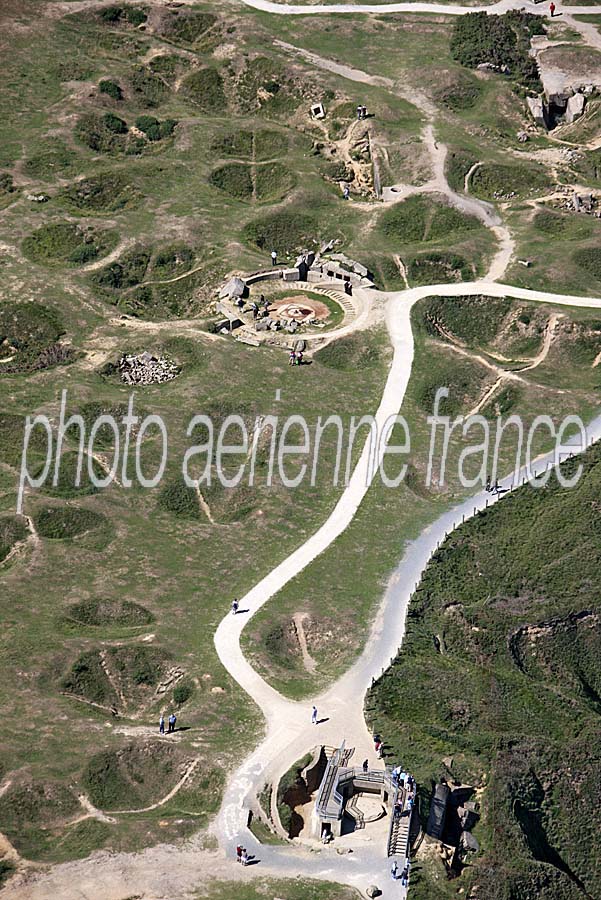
[573,246,601,282]
[180,68,226,111]
[22,222,118,267]
[209,163,253,200]
[83,741,191,811]
[36,451,107,499]
[61,172,141,213]
[62,644,171,711]
[446,149,479,193]
[315,330,383,371]
[99,79,123,101]
[157,476,201,519]
[0,515,29,563]
[23,140,77,179]
[66,597,153,627]
[408,251,473,285]
[34,506,108,540]
[0,302,69,374]
[0,781,79,860]
[130,65,168,108]
[470,161,552,200]
[378,195,480,245]
[435,72,483,111]
[242,209,319,253]
[156,9,216,44]
[418,294,512,346]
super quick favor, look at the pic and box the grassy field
[1,0,601,880]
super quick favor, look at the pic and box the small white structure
[311,102,326,120]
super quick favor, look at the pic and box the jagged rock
[118,352,180,385]
[527,96,547,128]
[565,92,586,125]
[219,276,246,300]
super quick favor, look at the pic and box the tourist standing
[232,599,239,614]
[168,712,177,733]
[159,715,165,734]
[362,759,369,774]
[271,250,277,266]
[391,860,398,880]
[550,1,556,14]
[236,845,243,863]
[311,705,318,725]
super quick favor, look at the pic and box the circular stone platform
[269,295,331,323]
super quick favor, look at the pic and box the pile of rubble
[119,351,180,385]
[553,188,599,216]
[492,190,516,201]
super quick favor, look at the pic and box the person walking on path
[362,759,369,774]
[236,845,243,863]
[231,599,239,614]
[391,860,398,880]
[311,705,318,725]
[271,250,277,267]
[168,712,177,733]
[241,849,248,866]
[159,715,165,734]
[550,1,555,14]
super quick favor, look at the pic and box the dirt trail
[292,614,318,674]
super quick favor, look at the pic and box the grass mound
[435,72,483,111]
[470,162,552,200]
[61,172,141,213]
[83,741,190,811]
[35,451,107,498]
[255,163,295,202]
[151,243,194,279]
[22,222,118,267]
[410,348,490,416]
[156,9,216,44]
[418,294,512,345]
[209,163,253,200]
[408,252,473,285]
[75,113,128,154]
[157,477,201,519]
[242,209,319,252]
[0,781,79,860]
[315,330,383,371]
[0,515,29,563]
[23,140,77,179]
[62,645,171,711]
[210,129,288,161]
[0,412,50,467]
[180,68,226,111]
[99,79,123,101]
[446,149,478,193]
[0,173,15,196]
[0,302,69,374]
[34,506,107,540]
[92,246,151,291]
[66,597,153,627]
[67,401,145,449]
[98,5,147,27]
[378,195,480,245]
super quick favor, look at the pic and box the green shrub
[181,68,225,111]
[157,477,200,519]
[173,682,193,704]
[130,66,167,108]
[0,173,14,195]
[408,251,472,285]
[450,11,543,89]
[75,113,127,153]
[99,79,123,100]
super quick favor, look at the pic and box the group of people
[391,858,411,888]
[159,713,177,734]
[289,348,304,366]
[235,845,250,865]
